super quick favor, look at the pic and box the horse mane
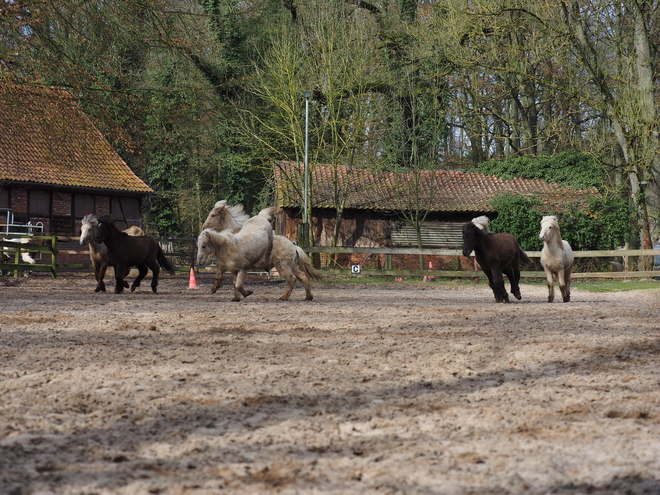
[203,200,250,232]
[471,215,491,233]
[541,215,564,249]
[82,214,98,226]
[200,228,230,247]
[97,215,128,238]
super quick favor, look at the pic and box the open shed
[273,160,597,249]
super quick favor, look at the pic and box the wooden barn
[273,160,595,251]
[0,83,151,244]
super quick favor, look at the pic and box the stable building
[0,83,152,238]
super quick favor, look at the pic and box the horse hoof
[122,281,129,288]
[306,295,314,301]
[94,287,102,293]
[513,292,522,300]
[131,286,136,292]
[152,287,158,294]
[231,297,241,302]
[245,290,254,298]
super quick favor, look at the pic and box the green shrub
[488,193,634,251]
[476,151,603,190]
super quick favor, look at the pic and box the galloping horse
[462,219,530,303]
[539,215,574,302]
[202,200,322,300]
[196,208,274,301]
[94,215,175,294]
[80,214,143,292]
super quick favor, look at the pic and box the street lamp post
[302,91,311,247]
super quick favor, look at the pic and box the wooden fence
[1,233,659,280]
[304,246,660,280]
[0,234,58,278]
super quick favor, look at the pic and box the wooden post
[13,246,19,278]
[50,235,57,278]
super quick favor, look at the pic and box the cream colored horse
[197,208,274,301]
[539,215,574,303]
[202,200,322,300]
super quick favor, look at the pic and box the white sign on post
[351,264,361,274]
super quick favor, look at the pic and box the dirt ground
[1,271,660,495]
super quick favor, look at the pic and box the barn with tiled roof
[0,83,151,237]
[274,161,597,248]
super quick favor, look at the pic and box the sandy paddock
[1,273,659,494]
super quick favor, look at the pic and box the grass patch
[572,279,660,292]
[315,273,660,293]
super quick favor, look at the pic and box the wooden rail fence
[304,246,660,280]
[1,233,659,280]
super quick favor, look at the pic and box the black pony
[94,215,175,294]
[462,221,530,303]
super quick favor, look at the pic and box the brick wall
[53,192,72,216]
[96,196,111,216]
[10,188,27,213]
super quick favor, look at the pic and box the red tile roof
[0,84,152,194]
[275,161,597,212]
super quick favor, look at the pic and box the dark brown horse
[94,215,175,294]
[462,220,530,303]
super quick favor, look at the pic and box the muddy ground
[1,272,659,495]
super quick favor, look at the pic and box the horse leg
[211,262,225,294]
[95,261,107,292]
[232,270,253,301]
[505,265,522,300]
[294,265,313,301]
[121,266,130,288]
[131,264,149,292]
[114,263,128,294]
[482,269,503,302]
[490,267,509,303]
[276,262,299,301]
[558,267,572,302]
[147,262,160,293]
[545,269,555,303]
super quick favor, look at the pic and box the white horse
[202,200,322,300]
[539,215,574,303]
[197,208,274,301]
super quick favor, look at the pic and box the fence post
[13,246,20,278]
[50,235,57,278]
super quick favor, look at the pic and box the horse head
[539,215,561,244]
[94,215,115,244]
[202,200,250,233]
[80,214,98,246]
[462,221,483,256]
[196,229,216,266]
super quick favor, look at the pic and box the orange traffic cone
[427,261,436,282]
[188,267,199,289]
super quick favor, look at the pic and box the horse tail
[519,246,531,265]
[157,246,176,275]
[296,246,323,279]
[257,206,278,225]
